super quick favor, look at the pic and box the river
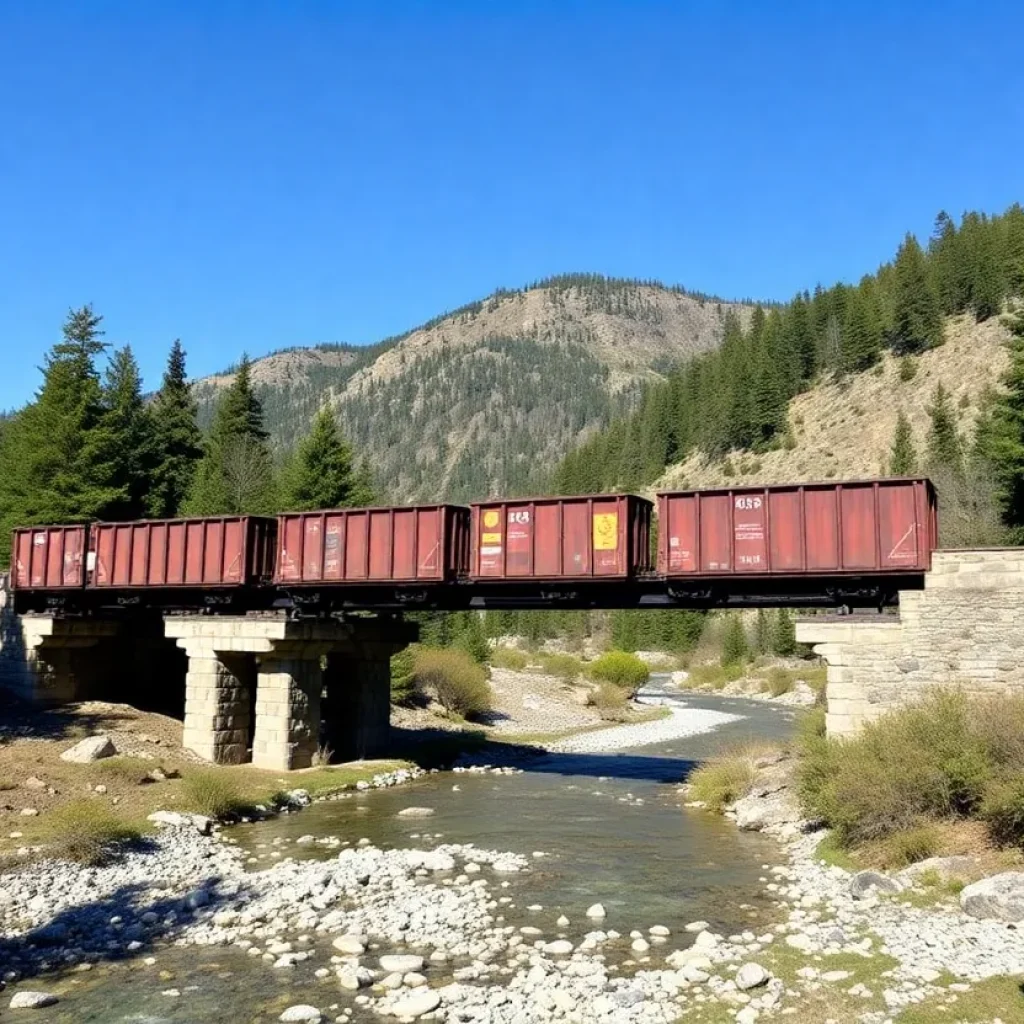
[27,683,795,1023]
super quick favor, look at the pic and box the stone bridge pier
[797,549,1024,737]
[164,616,416,770]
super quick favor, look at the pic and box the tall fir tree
[925,383,963,475]
[1004,203,1024,298]
[184,355,276,515]
[101,345,155,520]
[0,305,123,549]
[842,282,882,372]
[963,213,1004,321]
[929,211,970,316]
[892,233,944,354]
[889,410,917,475]
[980,306,1024,536]
[284,406,360,510]
[148,340,203,518]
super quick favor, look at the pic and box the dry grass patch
[490,647,529,671]
[686,744,779,812]
[47,801,143,866]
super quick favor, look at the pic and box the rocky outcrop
[960,872,1024,922]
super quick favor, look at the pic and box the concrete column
[0,603,120,706]
[179,646,252,765]
[323,645,393,761]
[252,646,330,771]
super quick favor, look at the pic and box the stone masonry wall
[797,549,1024,736]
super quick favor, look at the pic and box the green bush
[763,668,796,697]
[390,646,418,706]
[491,647,528,671]
[413,647,493,720]
[875,824,940,868]
[590,682,630,721]
[182,770,248,819]
[899,355,918,382]
[587,651,649,696]
[982,777,1024,846]
[49,802,141,865]
[536,652,584,681]
[687,748,761,812]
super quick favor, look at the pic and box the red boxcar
[11,525,88,591]
[657,478,937,577]
[275,505,470,585]
[89,516,277,588]
[470,494,653,580]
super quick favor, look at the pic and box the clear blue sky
[2,0,1022,408]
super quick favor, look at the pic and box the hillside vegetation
[194,275,755,501]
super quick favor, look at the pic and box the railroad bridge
[1,546,1022,770]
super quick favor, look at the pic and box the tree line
[553,205,1024,542]
[0,306,373,568]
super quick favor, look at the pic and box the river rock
[60,735,116,763]
[736,962,770,990]
[849,870,902,898]
[650,925,670,937]
[899,856,979,885]
[684,920,709,932]
[389,990,441,1017]
[379,954,424,973]
[586,903,606,918]
[147,811,213,834]
[279,1006,322,1023]
[397,807,435,818]
[542,940,574,955]
[960,872,1024,921]
[10,992,59,1009]
[332,935,366,955]
[733,790,801,831]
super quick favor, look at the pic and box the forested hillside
[553,206,1024,546]
[194,275,755,501]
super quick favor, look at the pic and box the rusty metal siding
[274,505,470,584]
[469,494,653,580]
[11,526,88,590]
[657,478,937,576]
[89,517,276,588]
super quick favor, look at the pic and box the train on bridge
[10,478,937,614]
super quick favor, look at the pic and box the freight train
[9,478,938,614]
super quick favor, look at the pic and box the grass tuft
[48,801,141,865]
[182,770,249,819]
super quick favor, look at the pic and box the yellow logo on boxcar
[593,513,618,550]
[483,510,500,529]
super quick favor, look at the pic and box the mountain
[193,276,756,502]
[655,312,1010,491]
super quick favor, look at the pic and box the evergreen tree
[184,355,276,515]
[843,282,882,372]
[786,294,816,382]
[284,406,359,510]
[964,213,1004,321]
[889,410,917,476]
[0,305,122,544]
[929,211,970,316]
[771,609,797,657]
[101,345,155,520]
[720,614,750,667]
[1004,203,1024,298]
[892,234,943,354]
[755,609,771,655]
[981,306,1024,536]
[926,383,963,475]
[148,340,203,518]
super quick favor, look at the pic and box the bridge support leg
[323,644,393,761]
[252,646,330,771]
[180,649,253,766]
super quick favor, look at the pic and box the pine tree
[101,345,155,520]
[926,383,962,475]
[771,609,797,656]
[786,294,816,382]
[929,211,970,316]
[965,214,1004,321]
[720,614,750,667]
[981,307,1024,535]
[1004,203,1024,298]
[0,305,123,543]
[148,340,203,518]
[892,234,944,354]
[843,283,882,372]
[284,406,359,510]
[755,609,771,654]
[184,355,276,515]
[889,410,917,476]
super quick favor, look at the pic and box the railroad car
[11,525,89,593]
[657,478,937,578]
[274,504,470,586]
[469,494,653,580]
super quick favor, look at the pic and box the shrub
[873,823,941,868]
[687,749,759,812]
[588,651,649,696]
[536,652,583,682]
[491,647,528,671]
[763,668,796,697]
[413,647,493,720]
[590,683,630,721]
[91,756,157,785]
[48,802,141,865]
[390,646,418,706]
[981,777,1024,847]
[183,770,248,819]
[899,355,918,382]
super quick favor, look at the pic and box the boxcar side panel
[13,526,87,590]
